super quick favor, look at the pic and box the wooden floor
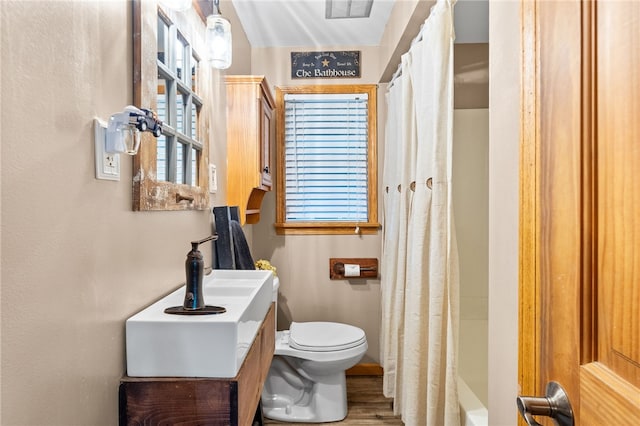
[263,375,404,425]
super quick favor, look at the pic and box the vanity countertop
[126,269,273,378]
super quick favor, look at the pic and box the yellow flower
[255,259,277,276]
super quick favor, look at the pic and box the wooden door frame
[519,0,541,407]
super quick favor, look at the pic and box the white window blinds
[284,92,369,222]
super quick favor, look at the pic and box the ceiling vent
[325,0,374,19]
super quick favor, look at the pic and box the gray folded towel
[230,220,256,270]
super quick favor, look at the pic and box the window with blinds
[276,85,379,235]
[284,93,369,221]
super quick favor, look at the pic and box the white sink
[126,269,273,378]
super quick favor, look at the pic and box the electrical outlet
[102,152,120,177]
[94,118,120,181]
[209,164,218,193]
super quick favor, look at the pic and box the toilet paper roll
[344,264,361,277]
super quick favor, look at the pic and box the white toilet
[261,278,368,423]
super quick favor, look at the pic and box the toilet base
[262,372,348,423]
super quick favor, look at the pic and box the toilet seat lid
[289,322,366,352]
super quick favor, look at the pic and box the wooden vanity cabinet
[225,76,275,225]
[119,304,275,426]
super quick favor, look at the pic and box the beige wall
[454,109,489,407]
[0,1,249,424]
[488,1,520,424]
[453,109,489,321]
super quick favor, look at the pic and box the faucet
[165,234,226,315]
[183,234,217,310]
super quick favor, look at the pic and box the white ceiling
[231,0,488,48]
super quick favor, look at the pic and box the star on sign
[321,59,330,67]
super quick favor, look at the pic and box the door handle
[516,381,574,426]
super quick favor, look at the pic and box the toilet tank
[272,276,279,334]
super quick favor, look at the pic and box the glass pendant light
[206,0,232,69]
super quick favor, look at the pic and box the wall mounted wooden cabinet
[225,76,275,225]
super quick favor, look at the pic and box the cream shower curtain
[380,0,459,424]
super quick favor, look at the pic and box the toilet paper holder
[330,258,378,280]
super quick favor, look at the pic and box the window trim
[132,0,209,211]
[275,84,380,235]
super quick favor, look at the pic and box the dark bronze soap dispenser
[164,235,226,315]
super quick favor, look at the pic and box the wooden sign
[291,51,361,79]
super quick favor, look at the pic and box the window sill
[274,222,380,235]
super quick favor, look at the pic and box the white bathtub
[459,376,488,426]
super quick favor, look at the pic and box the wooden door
[519,0,640,424]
